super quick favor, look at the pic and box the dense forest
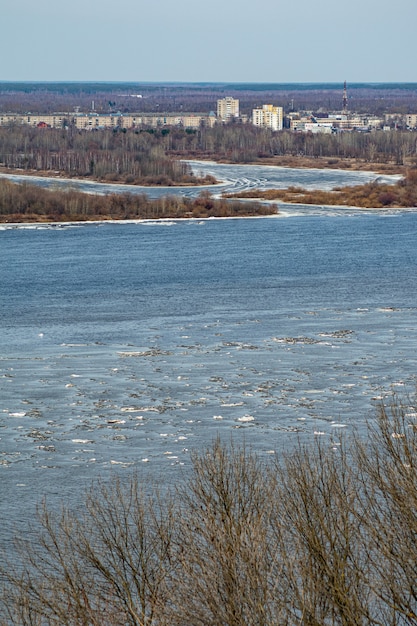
[0,178,276,222]
[2,399,417,624]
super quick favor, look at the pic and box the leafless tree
[2,398,417,625]
[169,437,286,626]
[271,436,378,626]
[354,396,417,625]
[1,476,177,625]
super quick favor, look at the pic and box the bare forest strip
[0,178,277,222]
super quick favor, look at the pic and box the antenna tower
[342,81,348,112]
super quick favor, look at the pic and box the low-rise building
[304,122,333,134]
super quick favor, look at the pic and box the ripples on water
[0,165,415,536]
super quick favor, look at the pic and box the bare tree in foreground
[2,395,417,625]
[1,477,177,625]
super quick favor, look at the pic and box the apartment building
[0,113,68,128]
[252,104,283,131]
[406,114,417,129]
[74,114,121,129]
[217,97,239,121]
[0,112,216,130]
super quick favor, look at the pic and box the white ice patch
[237,415,255,422]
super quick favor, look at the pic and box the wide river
[0,162,415,540]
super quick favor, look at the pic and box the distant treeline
[1,82,417,115]
[0,178,276,222]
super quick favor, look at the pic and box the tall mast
[342,81,348,113]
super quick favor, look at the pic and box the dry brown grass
[226,168,417,209]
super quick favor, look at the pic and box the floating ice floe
[120,407,143,412]
[117,349,171,358]
[110,460,133,466]
[237,415,255,422]
[221,402,244,407]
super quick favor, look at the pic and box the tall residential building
[406,114,417,129]
[252,104,283,131]
[217,97,239,121]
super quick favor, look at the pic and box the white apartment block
[0,112,216,130]
[217,97,239,121]
[74,114,120,129]
[406,114,417,129]
[0,113,68,128]
[252,105,283,131]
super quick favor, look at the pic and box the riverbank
[226,168,417,209]
[0,159,410,219]
[246,155,406,176]
[0,164,217,187]
[0,176,277,223]
[0,154,406,186]
[172,152,406,176]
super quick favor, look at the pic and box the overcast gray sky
[2,0,416,82]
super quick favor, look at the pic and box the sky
[2,0,416,83]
